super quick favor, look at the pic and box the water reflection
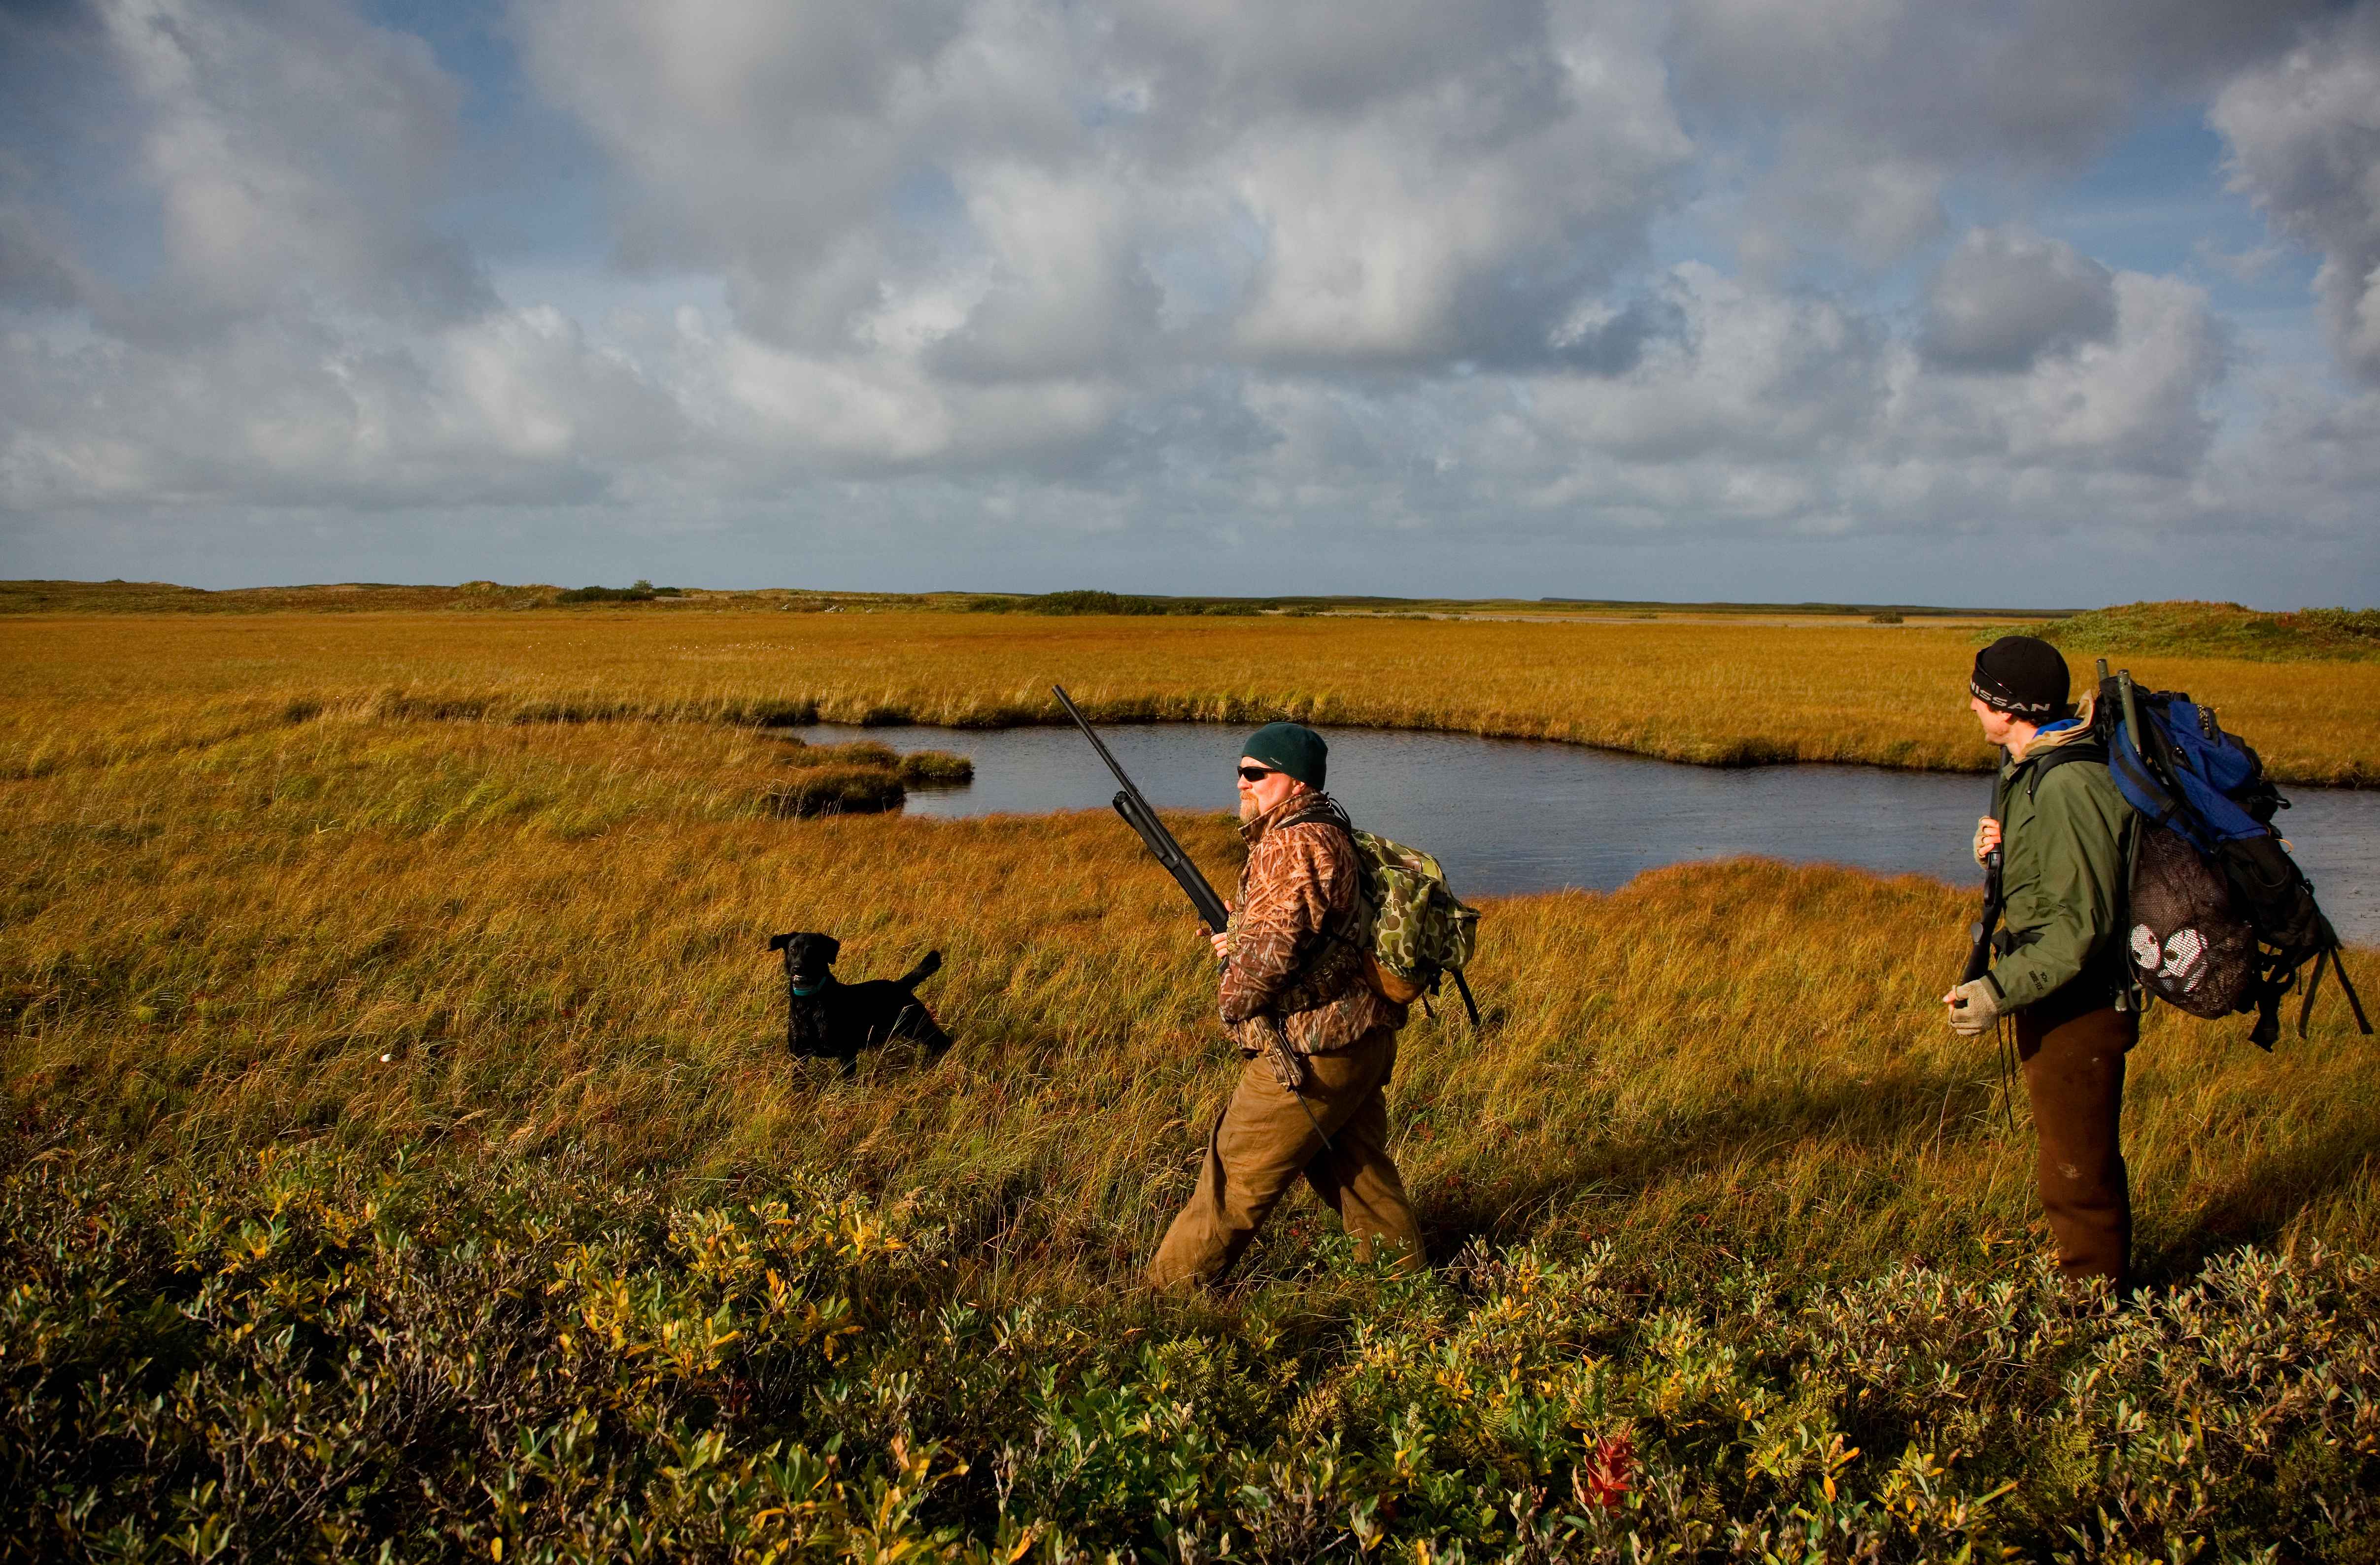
[791,722,2380,945]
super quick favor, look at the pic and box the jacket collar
[2005,693,2099,774]
[1240,789,1348,846]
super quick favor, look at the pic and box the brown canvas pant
[1148,1025,1424,1287]
[2015,1002,2136,1289]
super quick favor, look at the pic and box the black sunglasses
[1236,764,1279,782]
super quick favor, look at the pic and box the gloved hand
[1943,976,2004,1035]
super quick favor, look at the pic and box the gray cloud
[1673,0,2337,271]
[94,0,487,324]
[2212,5,2380,382]
[0,203,86,309]
[1920,226,2118,372]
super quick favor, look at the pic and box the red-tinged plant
[1576,1433,1635,1510]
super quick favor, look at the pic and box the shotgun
[1959,788,2016,1129]
[1052,684,1230,933]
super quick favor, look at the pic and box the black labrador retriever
[767,932,951,1072]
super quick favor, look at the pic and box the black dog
[767,932,951,1072]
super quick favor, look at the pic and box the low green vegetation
[1995,600,2380,663]
[9,1140,2376,1562]
[556,581,687,604]
[971,590,1268,616]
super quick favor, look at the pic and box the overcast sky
[3,0,2378,606]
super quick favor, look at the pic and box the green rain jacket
[1987,709,2139,1019]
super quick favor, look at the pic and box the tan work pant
[1148,1025,1424,1287]
[2016,1002,2136,1290]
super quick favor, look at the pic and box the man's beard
[1238,794,1260,824]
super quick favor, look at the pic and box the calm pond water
[795,722,2380,946]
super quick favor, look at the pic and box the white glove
[1944,977,2003,1036]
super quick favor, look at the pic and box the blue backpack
[2092,661,2368,1048]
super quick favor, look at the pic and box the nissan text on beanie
[1970,635,2073,720]
[1242,722,1327,789]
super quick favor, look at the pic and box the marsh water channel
[793,722,2380,946]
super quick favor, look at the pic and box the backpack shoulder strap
[2024,738,2108,799]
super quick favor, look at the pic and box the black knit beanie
[1970,635,2072,720]
[1242,722,1327,788]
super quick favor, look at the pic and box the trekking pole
[1450,969,1483,1030]
[2302,946,2375,1038]
[1996,1018,2018,1134]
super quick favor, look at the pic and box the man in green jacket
[1943,635,2139,1290]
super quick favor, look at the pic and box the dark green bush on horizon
[1011,590,1261,617]
[557,581,686,605]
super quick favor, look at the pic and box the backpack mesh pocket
[2129,825,2255,1018]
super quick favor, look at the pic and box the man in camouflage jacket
[1147,723,1426,1286]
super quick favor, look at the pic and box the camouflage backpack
[1351,829,1481,1022]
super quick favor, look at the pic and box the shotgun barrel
[1052,685,1232,934]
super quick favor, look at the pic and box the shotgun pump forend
[1963,845,2004,987]
[1052,685,1231,933]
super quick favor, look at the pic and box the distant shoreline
[0,576,2077,622]
[5,599,2374,787]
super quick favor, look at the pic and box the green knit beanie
[1242,722,1327,789]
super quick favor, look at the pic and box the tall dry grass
[5,608,2377,784]
[4,691,2373,1285]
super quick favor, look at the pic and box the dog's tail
[897,949,943,989]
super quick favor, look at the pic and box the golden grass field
[4,605,2379,786]
[7,604,2380,1556]
[5,608,2375,1278]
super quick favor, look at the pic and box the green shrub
[5,1145,2377,1562]
[1983,601,2380,662]
[1029,590,1167,616]
[1025,592,1264,617]
[555,582,684,605]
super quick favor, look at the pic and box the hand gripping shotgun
[1053,684,1333,1148]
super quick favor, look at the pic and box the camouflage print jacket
[1220,793,1405,1055]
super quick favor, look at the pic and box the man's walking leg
[2017,1006,2135,1289]
[1301,1032,1423,1268]
[1149,1055,1337,1287]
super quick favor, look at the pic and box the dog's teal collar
[790,981,825,996]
